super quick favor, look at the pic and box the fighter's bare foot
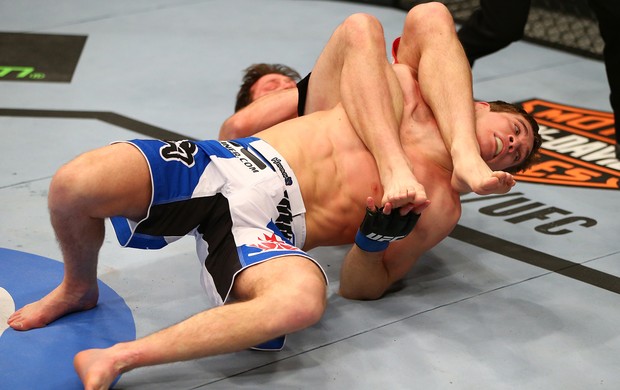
[7,284,98,331]
[380,165,430,213]
[451,160,515,195]
[74,348,121,390]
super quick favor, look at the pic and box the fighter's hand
[354,197,421,252]
[380,167,430,215]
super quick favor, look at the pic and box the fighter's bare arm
[339,194,459,300]
[219,88,298,140]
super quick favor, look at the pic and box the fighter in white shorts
[110,136,328,350]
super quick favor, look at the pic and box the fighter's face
[474,102,535,171]
[250,73,297,101]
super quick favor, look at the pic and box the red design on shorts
[250,233,299,251]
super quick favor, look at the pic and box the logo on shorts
[159,140,198,167]
[516,99,618,190]
[271,157,293,185]
[251,233,299,252]
[275,191,294,242]
[220,141,267,173]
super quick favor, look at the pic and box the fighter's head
[474,100,541,173]
[234,63,300,112]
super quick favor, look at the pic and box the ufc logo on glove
[355,207,420,252]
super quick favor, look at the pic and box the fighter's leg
[8,143,151,330]
[74,256,327,389]
[396,3,514,194]
[308,13,427,211]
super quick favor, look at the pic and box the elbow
[339,284,385,301]
[219,116,249,140]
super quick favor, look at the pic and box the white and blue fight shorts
[110,137,327,349]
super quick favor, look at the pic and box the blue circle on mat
[0,248,135,389]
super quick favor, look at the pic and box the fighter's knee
[406,2,455,36]
[49,157,91,210]
[48,149,111,215]
[268,285,326,334]
[341,13,384,47]
[343,13,381,31]
[284,293,326,332]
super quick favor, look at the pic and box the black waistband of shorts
[296,73,311,117]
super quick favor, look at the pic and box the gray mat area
[1,1,618,389]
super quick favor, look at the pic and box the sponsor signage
[517,99,618,190]
[0,32,87,82]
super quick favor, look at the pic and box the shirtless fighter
[8,3,539,389]
[220,3,538,202]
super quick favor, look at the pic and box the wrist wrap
[354,206,420,252]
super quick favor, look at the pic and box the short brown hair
[488,100,542,173]
[234,63,301,112]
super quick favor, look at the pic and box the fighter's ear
[474,101,490,111]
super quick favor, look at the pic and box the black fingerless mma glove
[354,207,420,252]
